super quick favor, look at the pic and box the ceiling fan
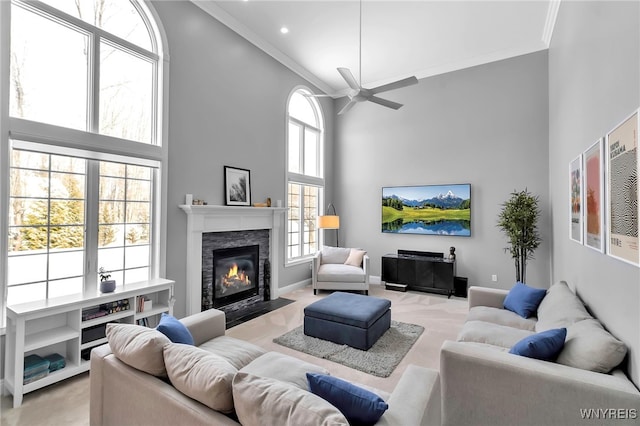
[308,0,419,115]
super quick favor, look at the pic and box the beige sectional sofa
[440,281,640,426]
[90,308,441,426]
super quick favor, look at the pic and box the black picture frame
[224,166,251,206]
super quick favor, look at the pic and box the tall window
[1,0,166,323]
[286,89,324,262]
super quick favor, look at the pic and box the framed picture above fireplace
[224,166,252,206]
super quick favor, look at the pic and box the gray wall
[153,1,335,318]
[548,0,640,387]
[334,51,550,290]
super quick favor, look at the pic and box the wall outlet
[491,274,498,282]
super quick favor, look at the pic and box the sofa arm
[378,365,440,426]
[312,252,321,288]
[90,344,113,426]
[440,340,640,426]
[468,286,509,309]
[179,308,226,346]
[363,255,370,284]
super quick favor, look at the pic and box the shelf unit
[3,278,174,408]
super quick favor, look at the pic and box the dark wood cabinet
[382,250,456,297]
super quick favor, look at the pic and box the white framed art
[605,110,639,266]
[569,154,583,244]
[583,138,605,252]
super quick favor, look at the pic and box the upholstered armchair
[312,246,370,295]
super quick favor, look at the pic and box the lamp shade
[318,215,340,229]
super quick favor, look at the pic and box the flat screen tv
[382,184,471,236]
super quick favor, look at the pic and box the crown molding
[542,0,561,46]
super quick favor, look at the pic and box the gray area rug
[272,321,424,378]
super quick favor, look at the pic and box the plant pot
[100,280,116,293]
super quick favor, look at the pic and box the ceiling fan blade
[338,99,358,115]
[368,96,403,110]
[370,76,419,95]
[303,93,336,98]
[337,67,361,91]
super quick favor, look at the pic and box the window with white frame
[1,0,166,323]
[286,89,324,262]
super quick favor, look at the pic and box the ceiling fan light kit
[310,0,419,114]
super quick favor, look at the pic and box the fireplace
[212,245,259,308]
[180,205,285,316]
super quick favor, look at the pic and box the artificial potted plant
[497,189,542,284]
[99,267,116,293]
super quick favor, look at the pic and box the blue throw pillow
[156,313,194,345]
[509,328,567,361]
[503,282,547,318]
[306,373,388,425]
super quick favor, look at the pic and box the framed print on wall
[570,154,583,244]
[606,110,639,266]
[224,166,251,206]
[583,138,605,252]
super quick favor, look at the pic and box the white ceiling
[192,1,560,96]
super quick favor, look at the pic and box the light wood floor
[1,284,469,426]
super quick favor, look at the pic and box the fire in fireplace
[212,245,259,308]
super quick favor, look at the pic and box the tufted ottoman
[304,292,391,350]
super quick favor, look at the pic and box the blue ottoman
[304,292,391,350]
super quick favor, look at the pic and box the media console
[381,250,456,297]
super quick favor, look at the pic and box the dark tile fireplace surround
[200,229,292,327]
[202,229,269,312]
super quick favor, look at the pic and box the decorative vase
[100,280,116,293]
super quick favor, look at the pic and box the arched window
[286,88,324,262]
[0,0,167,322]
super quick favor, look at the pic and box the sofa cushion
[557,319,628,373]
[106,323,170,377]
[157,313,195,345]
[240,351,329,391]
[317,264,365,282]
[509,328,567,361]
[307,372,388,425]
[457,320,534,349]
[536,281,593,332]
[467,306,537,331]
[344,249,367,267]
[199,335,266,370]
[321,246,352,264]
[232,372,348,426]
[163,343,236,413]
[503,282,547,318]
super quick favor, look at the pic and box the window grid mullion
[90,33,100,134]
[45,156,52,299]
[299,123,305,175]
[84,160,99,292]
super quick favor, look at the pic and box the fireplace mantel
[180,205,286,315]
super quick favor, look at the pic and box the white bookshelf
[3,279,174,408]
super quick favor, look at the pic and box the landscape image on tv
[382,184,471,236]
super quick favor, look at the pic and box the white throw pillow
[240,351,329,390]
[344,249,367,267]
[320,246,352,264]
[106,323,171,377]
[535,281,592,331]
[163,343,237,413]
[198,335,266,370]
[232,372,348,426]
[556,319,627,373]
